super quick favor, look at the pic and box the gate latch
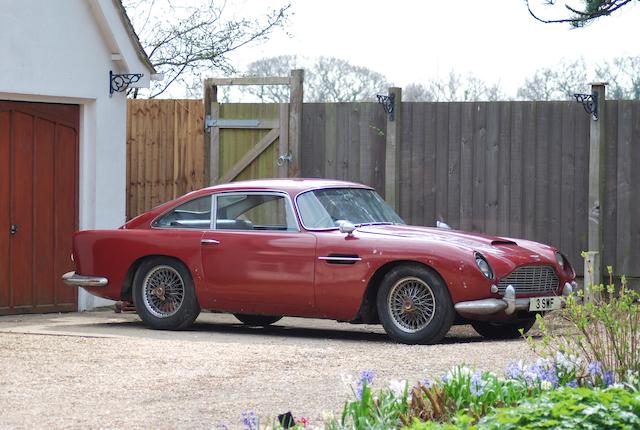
[277,153,293,166]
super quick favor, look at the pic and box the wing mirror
[338,221,356,236]
[436,220,452,230]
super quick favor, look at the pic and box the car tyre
[376,264,455,345]
[471,317,536,340]
[133,256,200,330]
[234,314,282,327]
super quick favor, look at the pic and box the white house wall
[0,0,152,310]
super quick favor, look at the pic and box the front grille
[497,265,559,295]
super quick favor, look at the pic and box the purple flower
[356,370,375,400]
[566,380,578,388]
[524,362,558,388]
[241,411,258,430]
[470,371,484,397]
[603,371,615,387]
[422,377,433,388]
[506,361,522,379]
[588,361,603,378]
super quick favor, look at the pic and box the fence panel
[397,101,592,275]
[301,103,386,192]
[126,99,204,219]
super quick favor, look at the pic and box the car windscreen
[297,188,404,229]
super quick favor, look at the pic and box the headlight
[475,253,494,279]
[555,252,564,269]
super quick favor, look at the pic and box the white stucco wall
[0,0,153,310]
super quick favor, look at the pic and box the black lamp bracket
[376,93,395,121]
[574,92,598,120]
[110,70,143,96]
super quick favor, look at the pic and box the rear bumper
[454,281,577,317]
[62,271,109,288]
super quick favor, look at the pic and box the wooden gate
[0,101,78,315]
[203,71,303,184]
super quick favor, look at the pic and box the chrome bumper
[454,282,576,317]
[62,271,108,287]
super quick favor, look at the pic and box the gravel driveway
[0,311,534,429]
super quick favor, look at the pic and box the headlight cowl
[475,253,494,279]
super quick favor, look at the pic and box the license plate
[529,296,562,311]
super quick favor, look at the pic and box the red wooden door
[0,101,79,315]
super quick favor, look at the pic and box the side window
[215,193,297,231]
[153,195,212,229]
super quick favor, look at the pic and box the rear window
[153,195,212,229]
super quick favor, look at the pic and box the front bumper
[454,281,576,317]
[62,271,109,287]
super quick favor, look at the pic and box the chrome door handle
[201,239,220,246]
[9,224,17,235]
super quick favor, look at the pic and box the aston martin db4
[63,179,577,344]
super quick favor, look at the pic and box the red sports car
[63,179,577,344]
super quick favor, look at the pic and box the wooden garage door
[0,101,79,315]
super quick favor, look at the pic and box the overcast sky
[224,0,639,98]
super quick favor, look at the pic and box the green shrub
[328,371,409,430]
[407,387,640,430]
[529,264,640,383]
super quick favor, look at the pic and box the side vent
[318,254,362,265]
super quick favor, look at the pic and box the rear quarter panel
[73,229,204,301]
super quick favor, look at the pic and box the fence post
[585,82,606,301]
[384,87,402,210]
[288,69,304,177]
[203,80,219,185]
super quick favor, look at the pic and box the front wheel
[234,314,282,327]
[471,317,536,340]
[133,257,200,330]
[376,265,454,345]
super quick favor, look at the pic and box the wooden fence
[126,99,204,218]
[126,98,640,279]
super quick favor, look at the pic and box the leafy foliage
[525,0,635,27]
[528,264,640,382]
[408,388,640,429]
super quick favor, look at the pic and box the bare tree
[517,59,587,100]
[596,56,640,99]
[241,55,300,102]
[404,83,437,101]
[405,72,504,102]
[123,0,291,98]
[308,57,390,102]
[237,56,390,102]
[525,0,635,27]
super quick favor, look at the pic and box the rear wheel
[376,265,454,345]
[133,257,200,330]
[471,317,536,340]
[234,314,282,327]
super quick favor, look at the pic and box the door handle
[201,239,220,246]
[9,224,17,235]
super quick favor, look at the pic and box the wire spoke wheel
[142,265,185,318]
[388,276,436,333]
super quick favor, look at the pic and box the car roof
[199,178,373,195]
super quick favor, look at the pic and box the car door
[200,191,316,315]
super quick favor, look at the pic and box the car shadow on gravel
[62,318,528,345]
